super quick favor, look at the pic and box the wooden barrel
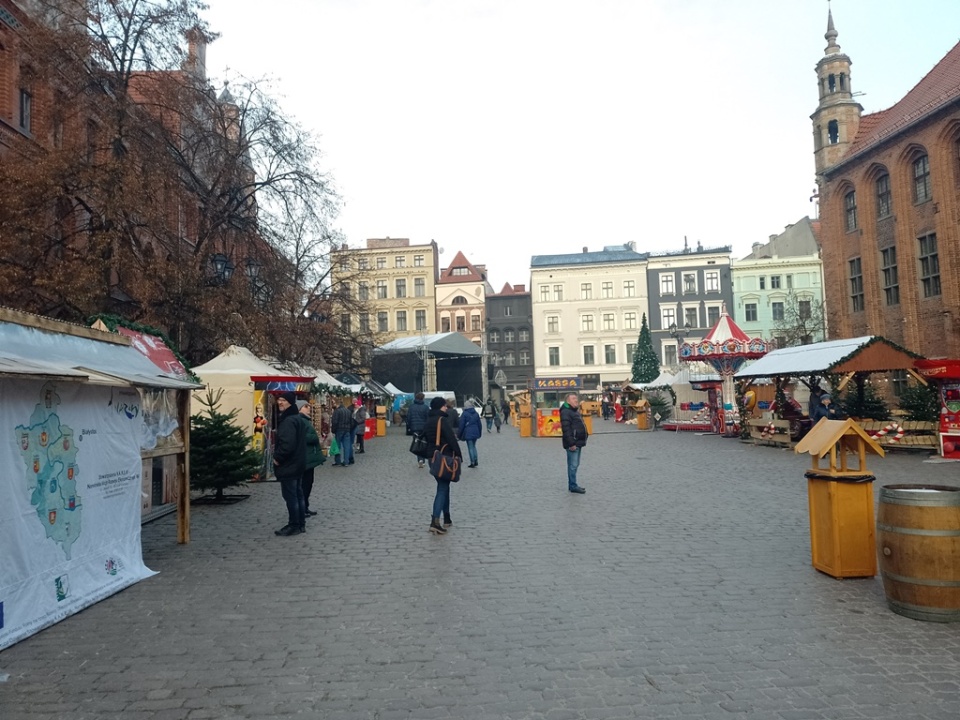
[877,484,960,622]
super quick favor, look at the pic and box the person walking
[331,396,355,467]
[458,399,483,468]
[493,406,502,433]
[500,398,511,426]
[445,398,460,429]
[406,392,430,468]
[482,398,496,432]
[273,392,307,535]
[560,393,588,494]
[353,402,369,454]
[427,396,462,534]
[298,401,324,517]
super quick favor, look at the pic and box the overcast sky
[201,0,960,291]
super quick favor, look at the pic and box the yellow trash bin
[519,416,531,437]
[583,414,593,436]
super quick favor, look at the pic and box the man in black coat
[560,393,588,494]
[406,393,431,468]
[273,391,307,536]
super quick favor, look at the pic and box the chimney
[582,246,588,253]
[769,234,777,242]
[514,284,525,293]
[752,242,762,253]
[184,28,207,80]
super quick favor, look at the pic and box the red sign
[116,327,188,378]
[915,359,960,380]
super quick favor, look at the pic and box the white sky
[201,0,960,291]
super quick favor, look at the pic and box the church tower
[811,6,862,176]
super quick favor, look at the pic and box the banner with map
[0,380,155,650]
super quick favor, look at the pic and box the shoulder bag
[409,430,432,458]
[429,419,461,482]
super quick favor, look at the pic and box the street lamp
[668,322,691,367]
[209,253,234,284]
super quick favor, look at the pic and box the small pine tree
[841,380,889,421]
[645,390,673,425]
[898,382,939,422]
[632,313,661,383]
[191,389,263,500]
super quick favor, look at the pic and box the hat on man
[279,391,297,406]
[821,393,832,401]
[296,400,309,410]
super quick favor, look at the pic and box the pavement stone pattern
[2,421,960,720]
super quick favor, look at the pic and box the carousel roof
[680,310,769,361]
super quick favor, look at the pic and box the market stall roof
[0,307,201,390]
[735,336,920,379]
[374,332,483,357]
[193,345,289,377]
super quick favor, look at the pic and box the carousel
[679,309,769,437]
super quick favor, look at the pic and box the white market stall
[0,307,201,651]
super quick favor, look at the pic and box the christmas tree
[191,389,263,500]
[632,313,661,383]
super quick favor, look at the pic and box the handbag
[409,431,432,458]
[428,419,461,482]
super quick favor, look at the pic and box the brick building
[813,9,960,357]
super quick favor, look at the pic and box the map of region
[15,383,82,559]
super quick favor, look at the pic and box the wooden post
[177,389,191,544]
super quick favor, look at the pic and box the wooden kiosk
[795,418,885,578]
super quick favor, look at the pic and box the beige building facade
[330,238,440,347]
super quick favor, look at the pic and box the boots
[429,516,447,534]
[443,514,453,528]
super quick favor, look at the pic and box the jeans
[432,479,450,518]
[279,475,305,528]
[485,417,493,431]
[336,430,354,465]
[465,439,478,465]
[566,447,582,490]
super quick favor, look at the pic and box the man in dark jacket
[273,392,307,535]
[406,393,430,468]
[330,397,355,467]
[560,393,588,494]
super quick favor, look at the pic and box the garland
[643,384,677,406]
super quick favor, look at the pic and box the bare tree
[771,292,827,348]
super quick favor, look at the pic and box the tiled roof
[438,250,485,284]
[842,40,960,164]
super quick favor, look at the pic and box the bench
[857,420,938,451]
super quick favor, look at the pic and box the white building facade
[732,217,826,348]
[531,245,650,386]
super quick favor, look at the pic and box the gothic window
[914,155,931,203]
[844,190,858,231]
[828,120,839,145]
[849,257,864,312]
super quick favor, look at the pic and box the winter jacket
[303,417,324,470]
[331,405,353,434]
[406,399,430,434]
[811,401,842,424]
[274,405,307,479]
[353,406,369,435]
[560,402,589,450]
[481,402,496,418]
[446,406,460,428]
[458,407,483,441]
[427,407,462,459]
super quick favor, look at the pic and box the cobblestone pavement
[2,421,960,720]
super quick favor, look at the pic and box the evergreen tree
[191,389,263,500]
[632,313,660,383]
[841,380,889,421]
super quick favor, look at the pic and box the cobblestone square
[2,423,959,719]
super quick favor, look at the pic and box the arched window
[451,296,467,305]
[913,155,931,202]
[844,190,858,232]
[828,120,839,145]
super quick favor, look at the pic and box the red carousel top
[680,308,769,361]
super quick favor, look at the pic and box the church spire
[824,5,840,54]
[811,2,861,176]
